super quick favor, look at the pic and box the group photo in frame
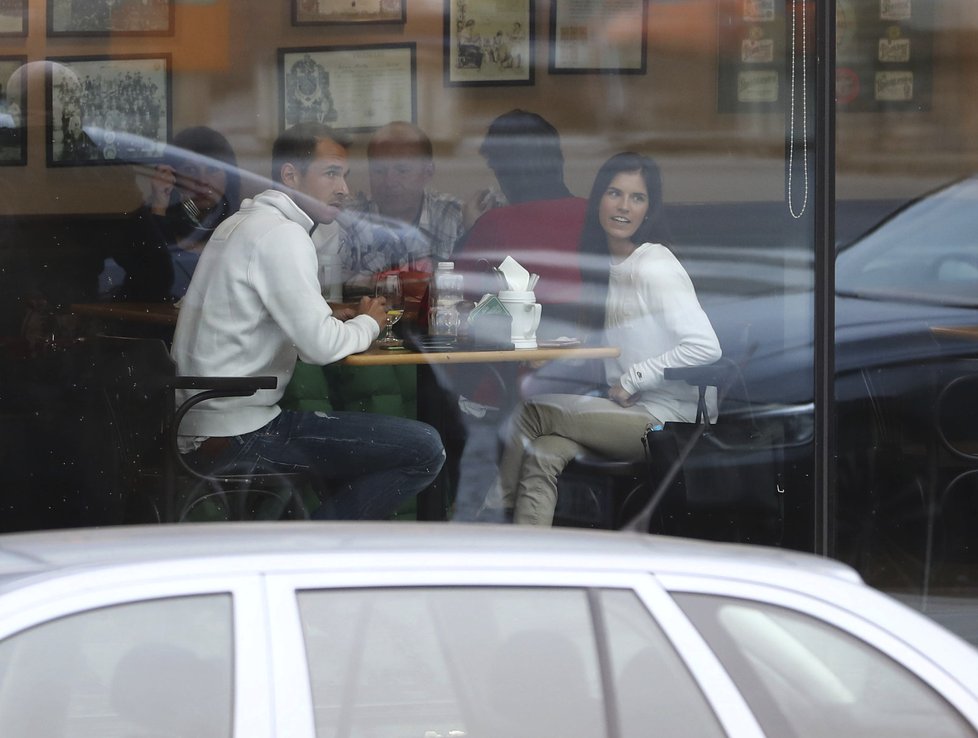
[0,0,27,36]
[292,0,405,25]
[279,44,416,132]
[549,0,647,74]
[47,0,173,37]
[0,56,27,165]
[46,55,171,167]
[444,0,533,87]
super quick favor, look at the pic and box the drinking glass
[375,273,404,349]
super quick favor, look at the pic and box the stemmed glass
[375,273,404,349]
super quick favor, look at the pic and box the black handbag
[624,359,785,535]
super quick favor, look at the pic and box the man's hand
[462,188,503,229]
[358,295,387,332]
[609,382,640,407]
[148,164,176,215]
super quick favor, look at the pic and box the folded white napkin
[498,256,530,291]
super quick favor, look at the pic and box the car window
[0,594,232,738]
[297,586,722,738]
[674,593,978,738]
[599,589,725,738]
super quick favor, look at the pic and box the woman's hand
[148,164,176,215]
[609,382,639,407]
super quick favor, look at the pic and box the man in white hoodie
[171,122,445,520]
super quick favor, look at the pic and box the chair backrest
[95,335,177,490]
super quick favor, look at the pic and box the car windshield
[836,177,978,307]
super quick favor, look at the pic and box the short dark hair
[271,122,348,184]
[478,109,570,203]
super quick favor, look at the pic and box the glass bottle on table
[375,273,404,349]
[428,261,463,339]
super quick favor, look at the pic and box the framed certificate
[279,44,416,132]
[292,0,405,25]
[549,0,647,74]
[47,0,174,37]
[46,55,171,167]
[444,0,533,87]
[0,0,27,37]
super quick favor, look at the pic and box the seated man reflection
[171,122,445,520]
[320,121,466,295]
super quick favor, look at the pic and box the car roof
[0,522,860,586]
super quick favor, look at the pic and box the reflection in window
[298,586,723,738]
[675,593,977,738]
[0,594,233,738]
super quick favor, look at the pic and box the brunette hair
[271,122,348,185]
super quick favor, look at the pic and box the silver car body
[0,523,976,738]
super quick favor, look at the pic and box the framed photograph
[549,0,647,74]
[0,0,27,37]
[279,44,416,132]
[0,56,27,165]
[444,0,533,87]
[47,0,174,37]
[292,0,405,25]
[46,55,171,167]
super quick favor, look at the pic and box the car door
[659,573,978,737]
[263,566,766,738]
[0,563,273,738]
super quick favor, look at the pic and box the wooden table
[71,302,179,326]
[344,344,619,366]
[346,342,621,520]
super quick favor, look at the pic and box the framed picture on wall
[292,0,405,25]
[279,44,416,132]
[444,0,533,87]
[0,56,27,165]
[549,0,647,74]
[46,55,171,167]
[0,1,27,37]
[47,0,174,37]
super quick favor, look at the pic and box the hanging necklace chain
[787,0,809,219]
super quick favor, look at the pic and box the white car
[0,523,976,738]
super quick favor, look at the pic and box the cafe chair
[559,358,786,542]
[95,335,312,523]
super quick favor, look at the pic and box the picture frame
[46,55,171,167]
[47,0,174,37]
[279,44,416,132]
[444,0,533,87]
[0,56,27,166]
[292,0,405,26]
[0,0,27,37]
[549,0,647,74]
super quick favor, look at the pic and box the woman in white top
[492,152,722,525]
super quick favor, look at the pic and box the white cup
[498,290,542,349]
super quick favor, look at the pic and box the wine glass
[375,273,404,349]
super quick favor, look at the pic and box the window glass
[674,592,977,738]
[0,594,233,738]
[599,589,725,738]
[833,0,978,615]
[297,587,607,738]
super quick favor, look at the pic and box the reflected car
[701,177,978,470]
[0,522,976,738]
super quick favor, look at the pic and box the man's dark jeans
[186,409,445,520]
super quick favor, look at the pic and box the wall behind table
[1,0,977,216]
